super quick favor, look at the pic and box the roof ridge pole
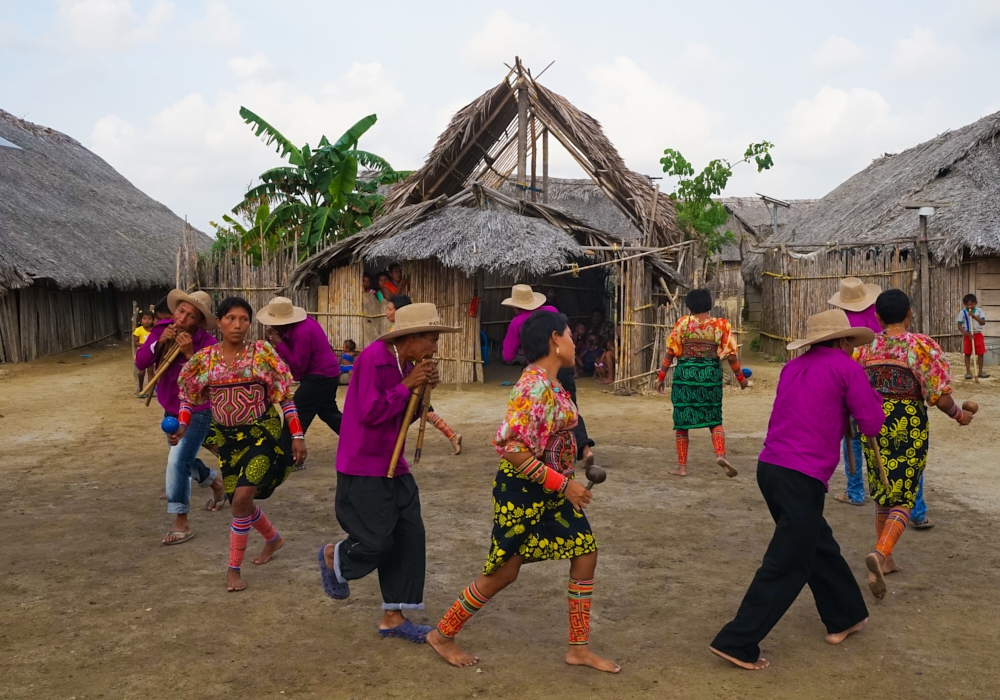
[516,57,527,201]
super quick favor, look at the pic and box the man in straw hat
[259,296,342,460]
[828,277,883,507]
[710,309,885,670]
[501,284,596,464]
[318,302,459,643]
[135,289,225,545]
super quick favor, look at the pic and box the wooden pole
[516,75,528,200]
[542,128,549,204]
[142,345,182,406]
[413,385,432,464]
[530,115,537,203]
[388,384,425,478]
[919,218,930,334]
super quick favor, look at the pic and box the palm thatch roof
[500,177,641,242]
[0,109,210,293]
[715,196,817,272]
[753,110,1000,273]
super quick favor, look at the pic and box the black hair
[520,310,569,363]
[154,297,171,316]
[377,271,390,281]
[216,296,254,321]
[389,294,412,309]
[591,307,605,318]
[875,289,910,325]
[137,309,154,324]
[963,293,978,304]
[685,288,713,314]
[344,339,357,351]
[389,263,403,272]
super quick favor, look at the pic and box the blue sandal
[318,545,350,600]
[378,619,432,643]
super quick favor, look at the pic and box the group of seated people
[363,263,410,302]
[573,308,616,384]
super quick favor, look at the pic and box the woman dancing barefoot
[427,310,619,673]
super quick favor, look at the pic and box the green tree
[209,196,284,265]
[660,142,774,258]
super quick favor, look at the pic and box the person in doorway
[575,333,601,377]
[828,277,883,506]
[595,338,616,385]
[427,310,619,674]
[656,289,746,478]
[133,309,155,395]
[376,271,393,302]
[710,309,883,670]
[588,308,614,346]
[385,263,410,297]
[502,284,595,464]
[958,293,989,379]
[318,303,459,642]
[176,296,306,592]
[135,290,226,544]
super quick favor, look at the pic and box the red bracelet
[178,404,192,427]
[657,370,667,383]
[542,467,569,493]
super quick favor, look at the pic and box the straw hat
[828,277,882,312]
[377,302,461,341]
[501,284,546,311]
[257,296,308,326]
[167,289,218,330]
[787,309,875,351]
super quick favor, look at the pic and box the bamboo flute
[388,383,426,478]
[863,434,891,489]
[413,385,433,464]
[142,344,182,406]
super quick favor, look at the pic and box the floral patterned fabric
[855,332,952,406]
[494,365,578,463]
[666,315,738,360]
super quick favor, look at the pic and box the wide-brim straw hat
[501,284,546,311]
[378,302,461,341]
[167,289,218,330]
[787,309,875,351]
[257,296,308,326]
[829,277,882,312]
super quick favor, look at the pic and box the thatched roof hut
[0,109,210,362]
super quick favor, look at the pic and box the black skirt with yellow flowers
[204,404,293,501]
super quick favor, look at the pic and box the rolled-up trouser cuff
[196,469,219,487]
[382,602,425,611]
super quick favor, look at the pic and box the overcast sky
[3,0,999,234]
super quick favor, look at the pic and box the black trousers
[281,374,341,454]
[711,461,868,662]
[556,367,594,459]
[335,472,426,610]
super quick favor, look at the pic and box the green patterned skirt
[484,460,598,575]
[862,399,928,509]
[204,404,293,501]
[671,356,723,430]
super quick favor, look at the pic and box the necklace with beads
[391,342,404,375]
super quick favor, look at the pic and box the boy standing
[957,294,989,379]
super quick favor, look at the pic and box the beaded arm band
[281,401,304,439]
[945,401,965,424]
[730,357,746,383]
[657,353,675,383]
[512,456,569,494]
[178,403,192,427]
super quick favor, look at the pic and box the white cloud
[678,42,726,75]
[227,51,271,78]
[809,35,866,71]
[183,1,239,48]
[889,28,967,79]
[463,10,565,70]
[56,0,174,51]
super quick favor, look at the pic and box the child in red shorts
[957,294,989,379]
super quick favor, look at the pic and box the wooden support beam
[517,79,528,200]
[542,128,549,204]
[530,115,537,202]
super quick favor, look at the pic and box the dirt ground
[2,343,1000,699]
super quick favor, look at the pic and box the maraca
[585,465,607,491]
[161,416,180,434]
[963,400,979,415]
[743,368,753,379]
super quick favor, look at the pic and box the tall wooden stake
[919,215,930,334]
[516,72,528,200]
[542,128,549,204]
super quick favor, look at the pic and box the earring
[556,346,561,357]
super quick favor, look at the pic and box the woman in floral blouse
[656,289,747,478]
[427,310,619,674]
[174,296,306,592]
[855,290,973,600]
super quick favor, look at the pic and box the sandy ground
[2,343,1000,699]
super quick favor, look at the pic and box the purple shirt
[135,318,216,415]
[273,316,340,381]
[759,346,885,489]
[335,340,420,478]
[501,305,560,363]
[845,306,882,335]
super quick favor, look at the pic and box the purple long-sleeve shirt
[135,319,216,415]
[501,305,559,363]
[273,316,340,381]
[844,306,883,335]
[335,340,421,478]
[759,346,885,489]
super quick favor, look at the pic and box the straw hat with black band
[167,289,218,330]
[378,303,461,341]
[786,309,875,351]
[501,284,547,312]
[828,277,882,313]
[257,296,308,326]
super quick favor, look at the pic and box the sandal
[205,497,226,512]
[162,531,195,546]
[378,619,432,643]
[911,517,935,530]
[318,545,350,599]
[834,493,865,506]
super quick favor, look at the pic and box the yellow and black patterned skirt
[483,460,598,575]
[862,399,928,509]
[204,405,293,501]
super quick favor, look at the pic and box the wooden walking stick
[863,434,891,490]
[142,343,182,406]
[413,384,433,465]
[387,382,426,478]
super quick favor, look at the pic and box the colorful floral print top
[666,315,738,359]
[494,366,579,463]
[855,331,952,406]
[178,340,294,426]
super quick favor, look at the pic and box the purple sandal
[318,545,350,600]
[379,619,432,643]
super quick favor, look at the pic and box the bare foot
[865,552,886,599]
[882,555,902,575]
[582,446,595,467]
[826,618,868,645]
[323,542,336,570]
[450,434,463,456]
[426,629,479,667]
[717,457,738,478]
[210,476,225,504]
[709,646,769,670]
[253,535,285,565]
[226,568,247,592]
[566,645,621,673]
[668,466,688,477]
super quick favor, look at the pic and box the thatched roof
[0,109,210,292]
[382,62,682,246]
[500,177,641,242]
[761,110,1000,265]
[288,184,685,287]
